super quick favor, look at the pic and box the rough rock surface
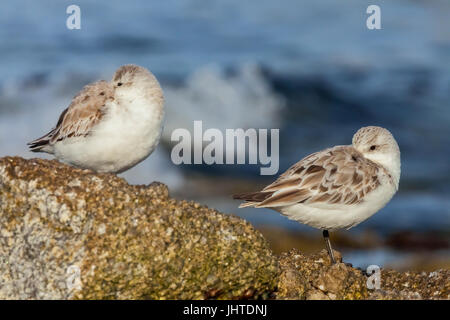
[0,157,278,299]
[276,249,449,300]
[1,156,448,300]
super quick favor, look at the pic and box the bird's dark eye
[117,82,123,86]
[370,145,376,151]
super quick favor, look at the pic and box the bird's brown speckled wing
[28,81,114,151]
[234,146,382,208]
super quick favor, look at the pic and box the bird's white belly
[54,100,163,173]
[278,183,396,231]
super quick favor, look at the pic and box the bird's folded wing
[246,146,381,208]
[28,80,114,147]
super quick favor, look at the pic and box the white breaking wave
[162,63,286,143]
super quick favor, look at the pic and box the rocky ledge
[0,156,448,300]
[277,249,449,300]
[0,157,278,299]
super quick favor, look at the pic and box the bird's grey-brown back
[27,80,114,153]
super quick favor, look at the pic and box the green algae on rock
[0,156,279,299]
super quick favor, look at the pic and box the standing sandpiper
[234,126,401,263]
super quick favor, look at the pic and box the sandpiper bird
[28,64,164,173]
[234,126,401,263]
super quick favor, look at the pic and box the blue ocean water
[0,0,449,236]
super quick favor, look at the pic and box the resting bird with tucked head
[28,64,164,173]
[234,126,401,263]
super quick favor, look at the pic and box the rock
[277,249,368,300]
[276,249,449,300]
[0,157,279,299]
[373,269,450,300]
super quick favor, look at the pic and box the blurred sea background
[0,0,449,270]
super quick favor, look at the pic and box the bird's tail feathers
[233,191,274,208]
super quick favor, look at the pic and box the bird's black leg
[323,229,336,264]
